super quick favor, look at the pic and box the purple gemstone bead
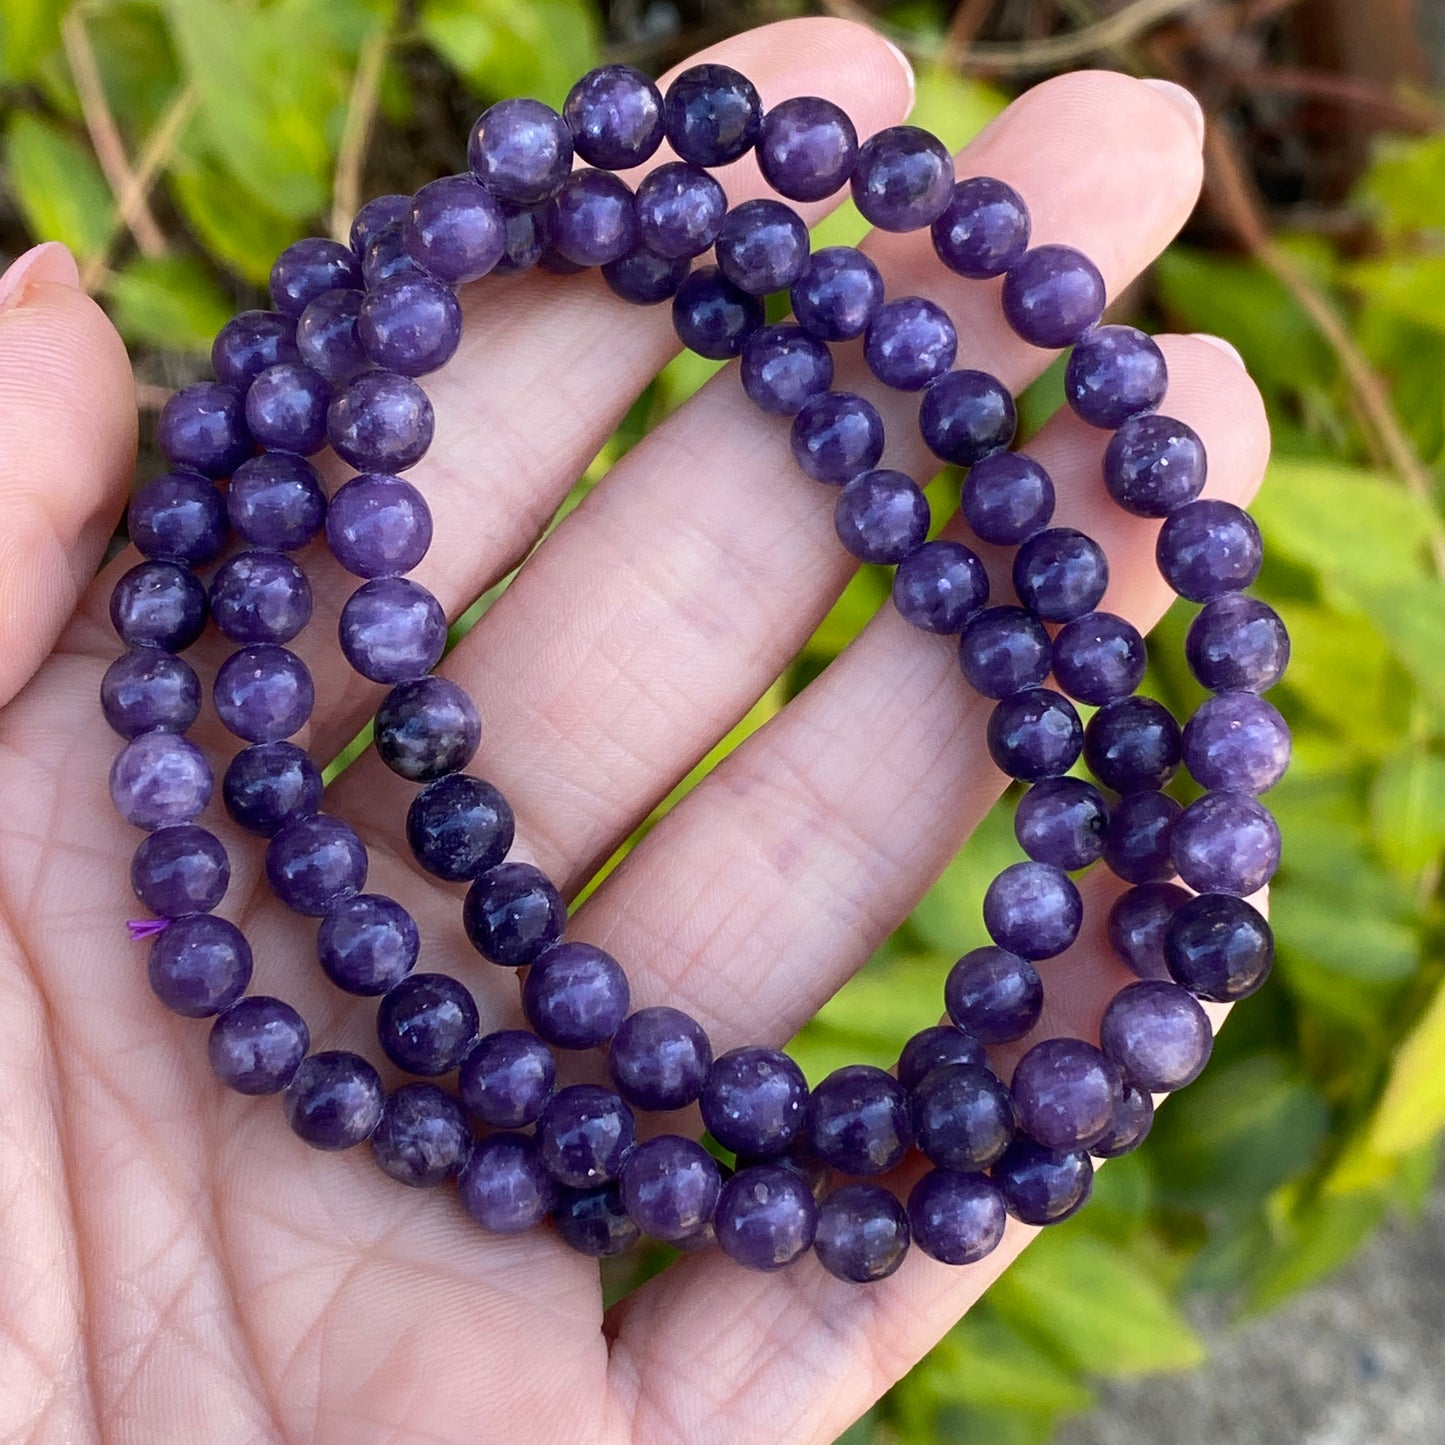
[983,861,1083,960]
[338,577,447,684]
[1002,244,1106,350]
[908,1168,1007,1264]
[896,1024,987,1091]
[1010,1037,1122,1150]
[209,551,312,645]
[806,1064,913,1175]
[227,452,326,551]
[523,942,630,1049]
[463,861,565,966]
[469,97,572,204]
[109,560,207,652]
[326,472,433,578]
[317,892,419,995]
[222,742,322,837]
[157,382,252,477]
[834,469,930,564]
[912,1063,1014,1172]
[148,913,252,1018]
[362,219,426,287]
[1170,791,1281,896]
[459,1133,556,1233]
[739,323,834,415]
[789,246,884,342]
[1100,980,1213,1092]
[377,972,479,1076]
[128,470,227,565]
[371,1082,472,1188]
[671,265,764,360]
[602,243,691,305]
[492,199,550,277]
[790,390,884,485]
[101,649,201,739]
[460,1030,556,1128]
[945,946,1043,1045]
[864,296,957,391]
[404,174,505,285]
[328,370,434,472]
[1052,611,1147,705]
[715,1165,817,1271]
[715,198,810,295]
[701,1046,809,1157]
[814,1183,910,1283]
[131,824,229,917]
[1108,881,1190,981]
[986,687,1083,782]
[1084,696,1182,793]
[270,238,362,317]
[891,539,988,634]
[349,193,411,254]
[1183,691,1291,794]
[931,176,1030,278]
[634,162,726,260]
[1014,776,1108,872]
[285,1051,383,1151]
[619,1134,721,1243]
[546,170,637,267]
[1186,594,1290,693]
[537,1084,635,1188]
[374,676,481,781]
[554,1183,641,1258]
[212,309,299,388]
[663,64,762,167]
[208,996,309,1096]
[357,275,462,376]
[243,362,331,455]
[919,369,1017,466]
[1013,527,1108,622]
[757,95,858,202]
[993,1136,1094,1224]
[851,125,954,232]
[1066,325,1168,429]
[962,451,1055,547]
[109,731,212,830]
[295,287,370,382]
[608,1006,713,1112]
[1165,892,1273,1002]
[1156,500,1263,602]
[1104,789,1182,885]
[265,813,368,916]
[959,606,1052,699]
[405,773,514,882]
[1104,413,1207,517]
[1090,1081,1155,1158]
[213,643,313,743]
[564,64,664,170]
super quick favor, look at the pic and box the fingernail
[1142,78,1205,146]
[0,241,80,313]
[883,36,916,109]
[1193,332,1246,369]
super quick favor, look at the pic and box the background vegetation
[3,0,1444,1439]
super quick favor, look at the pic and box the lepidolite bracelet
[101,61,1289,1285]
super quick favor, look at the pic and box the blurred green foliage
[4,2,1445,1442]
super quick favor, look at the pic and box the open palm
[0,19,1267,1444]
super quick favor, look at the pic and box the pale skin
[0,17,1270,1443]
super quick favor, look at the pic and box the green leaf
[4,113,113,259]
[1348,255,1445,336]
[1354,581,1445,714]
[1246,1188,1388,1312]
[919,1309,1094,1416]
[0,0,64,86]
[1357,128,1445,238]
[169,153,299,285]
[107,254,236,355]
[1371,751,1445,877]
[1367,975,1445,1156]
[907,66,1008,153]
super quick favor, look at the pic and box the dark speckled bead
[864,296,957,391]
[459,1133,557,1233]
[223,742,322,837]
[463,861,566,966]
[1013,528,1108,622]
[212,309,299,388]
[908,1169,1007,1264]
[1165,892,1273,1001]
[1108,882,1191,981]
[148,914,251,1018]
[789,246,884,342]
[404,174,505,285]
[672,266,764,360]
[608,1006,713,1112]
[564,65,664,170]
[1183,691,1291,794]
[128,470,227,565]
[547,170,638,267]
[101,649,201,739]
[328,370,434,472]
[1186,595,1290,693]
[715,1165,817,1271]
[460,1030,557,1129]
[317,892,419,996]
[1013,776,1108,873]
[920,368,1016,466]
[110,561,208,653]
[266,813,368,916]
[959,606,1052,700]
[814,1183,910,1283]
[208,996,309,1096]
[1084,696,1182,793]
[758,96,858,202]
[227,452,327,552]
[285,1051,384,1151]
[555,1183,642,1258]
[371,1082,473,1188]
[469,98,573,204]
[790,390,884,485]
[944,946,1043,1044]
[109,731,211,830]
[911,1063,1014,1174]
[1065,325,1168,429]
[891,540,988,634]
[1104,789,1182,885]
[1104,414,1207,517]
[1011,1037,1123,1151]
[992,1137,1094,1224]
[375,677,482,782]
[1002,244,1105,349]
[131,824,229,917]
[930,176,1030,279]
[538,1084,636,1187]
[378,972,480,1076]
[896,1024,986,1090]
[1156,500,1263,602]
[1051,611,1147,705]
[962,451,1054,547]
[663,64,762,166]
[986,687,1083,782]
[851,125,954,232]
[406,773,514,882]
[715,199,810,295]
[523,942,630,1049]
[243,362,330,455]
[634,162,726,260]
[806,1064,913,1175]
[983,861,1082,960]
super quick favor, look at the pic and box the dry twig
[331,26,391,245]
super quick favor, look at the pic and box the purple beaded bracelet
[101,59,1288,1285]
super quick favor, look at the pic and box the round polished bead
[1101,980,1213,1093]
[524,942,630,1049]
[463,861,565,966]
[864,296,957,390]
[1104,414,1207,517]
[357,275,462,376]
[546,170,638,267]
[209,551,312,645]
[814,1183,910,1283]
[128,470,227,565]
[295,287,369,382]
[959,605,1052,699]
[327,370,434,472]
[833,469,930,564]
[265,814,367,916]
[1108,881,1190,981]
[371,1082,472,1188]
[1186,594,1290,693]
[243,362,330,454]
[602,243,691,305]
[158,382,252,477]
[1052,611,1146,705]
[671,265,764,360]
[404,174,505,284]
[317,892,419,995]
[962,451,1054,546]
[212,309,299,388]
[374,677,481,782]
[619,1135,721,1243]
[469,97,572,204]
[227,452,326,551]
[987,687,1083,782]
[460,1030,556,1128]
[148,913,251,1018]
[378,972,479,1076]
[564,64,664,170]
[789,390,884,485]
[1183,691,1291,794]
[1014,776,1108,872]
[740,323,834,415]
[537,1084,635,1187]
[912,1063,1014,1173]
[110,560,207,652]
[1084,696,1182,793]
[891,539,988,634]
[270,238,361,317]
[459,1133,556,1232]
[284,1052,384,1151]
[326,472,432,579]
[930,176,1030,278]
[1171,791,1281,896]
[920,369,1016,466]
[349,194,411,254]
[1165,892,1273,1001]
[993,1136,1094,1224]
[405,773,514,882]
[1013,527,1108,622]
[131,825,229,917]
[555,1183,641,1258]
[789,246,884,341]
[851,125,954,232]
[806,1065,913,1175]
[715,199,810,295]
[907,1168,1007,1264]
[101,649,201,739]
[663,64,762,166]
[362,219,426,287]
[207,996,309,1095]
[983,861,1082,960]
[213,643,313,743]
[1001,244,1106,349]
[1065,325,1168,429]
[945,946,1043,1044]
[338,577,447,684]
[634,162,726,260]
[608,1006,713,1111]
[715,1165,817,1271]
[1104,789,1181,885]
[1090,1081,1156,1158]
[1010,1037,1122,1151]
[223,742,322,837]
[701,1046,809,1157]
[109,731,212,830]
[492,199,550,276]
[1157,500,1263,602]
[757,95,857,201]
[896,1024,987,1090]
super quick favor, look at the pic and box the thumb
[0,241,137,708]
